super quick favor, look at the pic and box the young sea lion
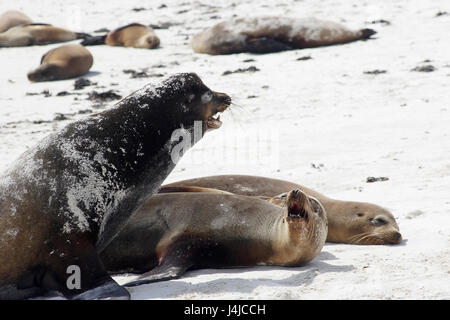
[191,16,376,54]
[161,175,402,245]
[0,24,89,47]
[0,73,230,299]
[101,189,328,287]
[81,23,160,49]
[27,44,93,82]
[0,10,33,33]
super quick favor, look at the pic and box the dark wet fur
[81,35,106,46]
[361,28,377,39]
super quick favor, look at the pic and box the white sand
[0,0,449,299]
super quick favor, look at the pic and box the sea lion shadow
[127,251,354,299]
[80,71,101,78]
[316,250,338,261]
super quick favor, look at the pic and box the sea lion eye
[280,193,287,199]
[357,213,364,217]
[309,198,321,213]
[372,217,387,225]
[201,91,213,104]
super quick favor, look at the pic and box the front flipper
[124,241,195,287]
[80,35,107,46]
[245,37,293,53]
[53,237,130,300]
[71,277,130,300]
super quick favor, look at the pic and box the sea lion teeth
[207,113,224,129]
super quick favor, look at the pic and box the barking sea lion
[0,73,230,299]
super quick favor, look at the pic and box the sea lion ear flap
[245,37,292,53]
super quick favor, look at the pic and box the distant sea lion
[0,73,230,299]
[101,189,328,286]
[27,44,93,82]
[0,24,89,47]
[81,23,160,49]
[191,16,376,54]
[162,175,402,245]
[0,10,33,33]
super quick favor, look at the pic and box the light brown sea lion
[27,44,93,82]
[106,23,160,48]
[161,175,402,245]
[191,16,376,54]
[0,23,88,47]
[101,189,328,287]
[0,10,33,33]
[0,73,230,300]
[81,23,160,49]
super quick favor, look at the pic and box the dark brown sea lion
[0,73,230,300]
[101,189,328,287]
[191,16,376,54]
[27,44,93,82]
[161,175,402,245]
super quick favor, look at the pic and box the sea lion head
[142,33,160,49]
[160,73,231,133]
[27,63,60,82]
[345,202,402,245]
[281,189,328,264]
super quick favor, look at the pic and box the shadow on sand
[126,251,355,299]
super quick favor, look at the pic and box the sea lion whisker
[349,232,371,244]
[358,233,385,245]
[230,101,246,110]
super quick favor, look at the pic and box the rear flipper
[124,263,188,288]
[245,37,293,53]
[124,241,195,287]
[70,277,130,300]
[80,34,107,46]
[361,28,377,39]
[75,32,93,40]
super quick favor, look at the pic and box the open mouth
[206,95,231,129]
[287,201,308,220]
[207,114,222,129]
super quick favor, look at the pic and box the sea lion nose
[393,231,402,242]
[292,189,299,196]
[214,92,231,107]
